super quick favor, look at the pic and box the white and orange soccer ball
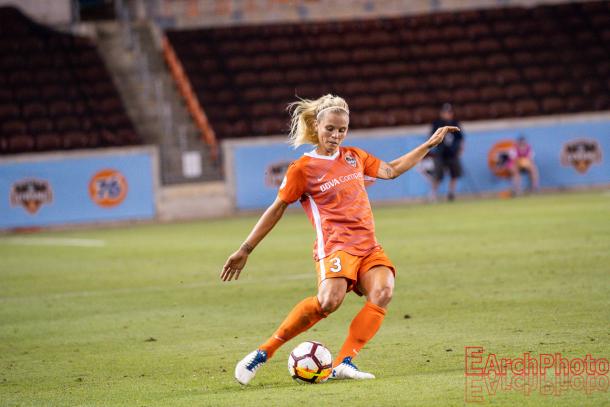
[287,341,333,384]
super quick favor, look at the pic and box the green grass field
[1,191,609,406]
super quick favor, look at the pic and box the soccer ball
[287,341,333,384]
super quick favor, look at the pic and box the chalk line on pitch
[0,237,106,247]
[0,272,312,301]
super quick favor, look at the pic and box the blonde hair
[287,94,349,148]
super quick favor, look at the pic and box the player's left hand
[220,249,248,281]
[427,126,460,148]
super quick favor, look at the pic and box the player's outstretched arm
[376,126,460,179]
[220,197,288,281]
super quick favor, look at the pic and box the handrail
[162,35,218,162]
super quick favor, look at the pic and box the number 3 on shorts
[329,257,342,273]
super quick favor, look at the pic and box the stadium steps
[93,21,222,184]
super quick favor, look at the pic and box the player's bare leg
[529,165,540,191]
[431,179,440,202]
[511,167,522,196]
[235,278,347,385]
[448,177,458,201]
[332,266,394,380]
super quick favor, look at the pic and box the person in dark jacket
[430,103,464,201]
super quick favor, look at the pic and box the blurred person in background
[430,103,465,201]
[509,135,539,195]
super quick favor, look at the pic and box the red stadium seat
[462,103,489,120]
[514,99,540,116]
[495,68,520,85]
[378,93,402,108]
[35,132,62,151]
[2,120,27,135]
[469,71,495,86]
[395,76,421,91]
[485,53,510,69]
[22,102,47,118]
[6,133,35,153]
[56,116,82,132]
[403,92,427,107]
[541,97,564,113]
[63,131,93,149]
[506,84,529,99]
[566,96,587,112]
[532,82,554,97]
[29,118,54,134]
[411,106,437,124]
[523,66,545,81]
[489,101,514,117]
[350,95,378,110]
[360,64,386,78]
[593,95,610,110]
[480,86,504,102]
[453,88,479,104]
[14,87,39,102]
[477,39,502,53]
[556,81,578,96]
[387,109,413,125]
[0,103,20,120]
[49,100,73,116]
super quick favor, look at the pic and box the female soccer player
[221,94,459,385]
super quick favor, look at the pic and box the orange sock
[334,301,386,366]
[259,296,327,359]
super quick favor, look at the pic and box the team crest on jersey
[560,138,602,174]
[344,154,357,167]
[10,178,53,214]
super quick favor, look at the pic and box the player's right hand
[220,249,248,281]
[427,126,460,148]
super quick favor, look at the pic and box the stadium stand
[0,6,138,155]
[166,1,610,140]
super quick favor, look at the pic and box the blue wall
[231,120,610,210]
[0,150,156,229]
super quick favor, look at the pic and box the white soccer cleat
[234,349,267,385]
[331,356,376,380]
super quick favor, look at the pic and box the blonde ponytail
[287,94,349,148]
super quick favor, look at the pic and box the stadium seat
[0,103,20,120]
[541,97,564,113]
[163,1,610,139]
[480,86,504,102]
[532,82,554,97]
[29,118,54,134]
[6,133,35,153]
[514,99,540,116]
[22,102,47,118]
[35,132,62,151]
[0,6,138,155]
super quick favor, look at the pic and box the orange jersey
[278,146,381,261]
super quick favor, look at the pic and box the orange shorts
[315,247,395,296]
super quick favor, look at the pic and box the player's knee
[318,294,343,314]
[369,285,393,307]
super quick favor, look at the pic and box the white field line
[0,272,313,301]
[0,237,106,247]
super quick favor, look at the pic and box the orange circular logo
[89,169,128,207]
[488,140,516,178]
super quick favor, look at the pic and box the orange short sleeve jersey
[278,146,382,261]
